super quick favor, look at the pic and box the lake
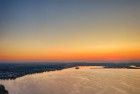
[0,66,140,94]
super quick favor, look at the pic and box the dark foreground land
[0,62,140,80]
[0,84,8,94]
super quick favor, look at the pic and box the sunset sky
[0,0,140,62]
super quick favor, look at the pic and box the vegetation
[0,62,140,80]
[0,84,8,94]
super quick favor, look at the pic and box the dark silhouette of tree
[0,84,8,94]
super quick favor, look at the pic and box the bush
[0,84,8,94]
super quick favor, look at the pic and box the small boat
[75,66,80,69]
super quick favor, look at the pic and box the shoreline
[0,63,140,80]
[0,66,140,81]
[1,67,140,94]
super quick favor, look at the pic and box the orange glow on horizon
[1,0,140,63]
[0,50,140,61]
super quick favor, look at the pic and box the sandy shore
[0,66,140,94]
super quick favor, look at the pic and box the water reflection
[0,67,140,94]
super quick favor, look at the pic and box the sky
[0,0,140,62]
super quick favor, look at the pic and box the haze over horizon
[0,0,140,62]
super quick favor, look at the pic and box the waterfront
[0,66,140,94]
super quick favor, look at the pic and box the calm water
[0,67,140,94]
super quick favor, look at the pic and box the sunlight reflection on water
[0,67,140,94]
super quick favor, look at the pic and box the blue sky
[0,0,140,61]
